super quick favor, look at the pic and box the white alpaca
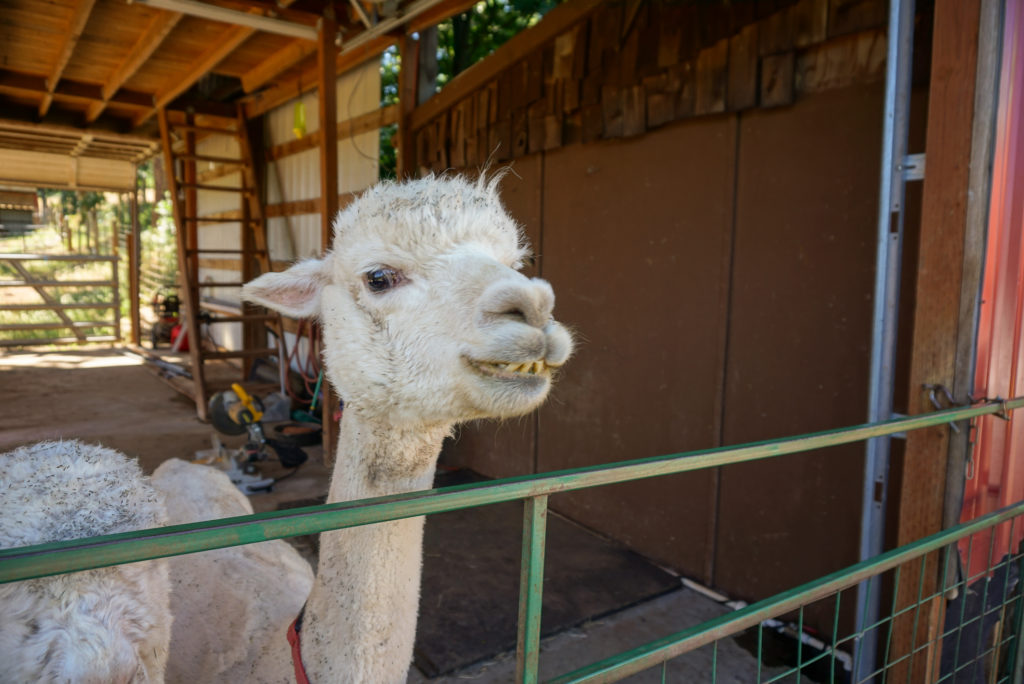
[159,173,572,683]
[151,459,314,683]
[0,440,173,684]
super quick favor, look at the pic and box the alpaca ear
[242,258,331,319]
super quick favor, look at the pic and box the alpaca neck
[300,409,449,683]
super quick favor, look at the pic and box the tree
[378,0,559,179]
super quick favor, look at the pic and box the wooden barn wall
[438,0,905,613]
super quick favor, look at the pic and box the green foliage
[437,0,558,86]
[378,0,557,179]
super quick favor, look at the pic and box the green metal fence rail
[2,397,1024,683]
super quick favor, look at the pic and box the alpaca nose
[480,276,555,330]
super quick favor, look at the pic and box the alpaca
[227,172,572,683]
[150,459,314,683]
[0,440,173,684]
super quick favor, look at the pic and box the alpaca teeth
[505,363,520,372]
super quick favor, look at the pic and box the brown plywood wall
[438,0,896,622]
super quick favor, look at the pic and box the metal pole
[3,399,1023,585]
[857,0,917,677]
[516,495,548,684]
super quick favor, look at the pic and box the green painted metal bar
[516,495,548,684]
[547,498,1024,684]
[1,398,1022,584]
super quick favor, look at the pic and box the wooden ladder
[157,107,283,421]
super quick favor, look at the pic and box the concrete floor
[0,347,795,682]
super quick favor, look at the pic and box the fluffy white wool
[0,441,172,684]
[151,458,313,684]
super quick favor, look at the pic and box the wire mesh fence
[549,502,1024,684]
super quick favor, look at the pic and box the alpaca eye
[365,267,401,293]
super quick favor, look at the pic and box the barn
[1,0,1023,681]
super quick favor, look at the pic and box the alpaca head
[243,173,572,427]
[0,441,172,684]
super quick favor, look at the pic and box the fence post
[517,495,549,684]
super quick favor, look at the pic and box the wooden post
[397,32,419,179]
[318,8,340,463]
[129,170,141,346]
[888,0,983,679]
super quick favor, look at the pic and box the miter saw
[198,383,309,495]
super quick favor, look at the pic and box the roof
[0,0,473,188]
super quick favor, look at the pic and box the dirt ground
[0,346,331,513]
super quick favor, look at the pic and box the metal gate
[0,252,121,347]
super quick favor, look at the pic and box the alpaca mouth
[468,358,557,380]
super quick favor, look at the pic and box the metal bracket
[924,383,963,433]
[900,153,926,181]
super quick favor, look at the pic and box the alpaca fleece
[0,441,172,684]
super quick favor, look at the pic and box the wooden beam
[318,9,341,465]
[888,0,983,680]
[181,0,320,27]
[318,13,339,251]
[0,69,152,109]
[129,182,141,346]
[134,25,255,127]
[409,0,603,132]
[241,39,318,93]
[406,0,479,34]
[265,104,399,160]
[86,10,183,123]
[244,33,394,118]
[39,0,98,118]
[397,33,419,178]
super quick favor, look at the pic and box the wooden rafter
[39,0,99,118]
[244,33,394,118]
[0,69,151,109]
[85,10,183,123]
[134,0,304,126]
[134,25,255,127]
[240,39,317,93]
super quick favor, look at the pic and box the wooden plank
[511,108,528,157]
[759,3,795,56]
[674,60,697,119]
[409,0,603,132]
[136,25,255,127]
[794,29,887,95]
[695,39,729,116]
[552,26,579,80]
[621,85,645,137]
[318,12,339,251]
[85,10,183,123]
[889,1,983,680]
[643,73,675,129]
[827,0,887,38]
[397,33,420,177]
[406,0,480,34]
[792,0,829,48]
[760,51,795,108]
[587,3,621,75]
[240,39,317,94]
[265,105,399,161]
[244,33,395,119]
[0,69,151,109]
[39,0,98,117]
[728,24,759,111]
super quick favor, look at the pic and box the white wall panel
[196,59,380,352]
